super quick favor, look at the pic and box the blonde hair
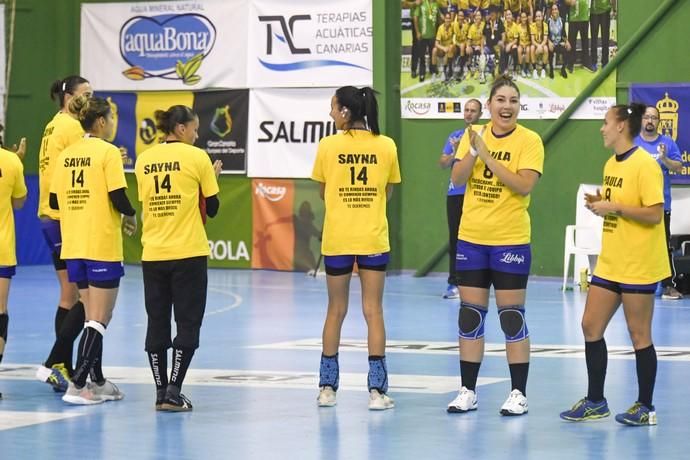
[68,95,111,131]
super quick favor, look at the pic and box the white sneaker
[532,69,539,79]
[447,386,478,413]
[62,382,105,405]
[92,380,125,401]
[500,389,528,416]
[317,386,337,407]
[368,389,395,410]
[540,68,546,79]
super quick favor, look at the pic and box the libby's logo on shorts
[499,252,525,264]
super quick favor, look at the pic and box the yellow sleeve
[198,152,220,198]
[454,129,471,160]
[639,161,664,207]
[11,155,28,199]
[388,142,402,184]
[103,145,128,192]
[134,158,144,202]
[516,132,545,175]
[49,152,64,196]
[311,139,326,183]
[436,25,444,42]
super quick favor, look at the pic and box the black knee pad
[498,306,529,342]
[458,302,488,340]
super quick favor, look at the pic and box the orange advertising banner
[251,179,295,270]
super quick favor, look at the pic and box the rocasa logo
[255,182,287,202]
[119,14,217,85]
[406,100,431,116]
[208,240,250,261]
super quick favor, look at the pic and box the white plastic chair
[562,225,601,291]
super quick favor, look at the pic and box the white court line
[251,338,690,362]
[0,365,504,395]
[0,410,82,432]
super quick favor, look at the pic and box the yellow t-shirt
[518,23,531,46]
[505,22,520,43]
[135,142,219,262]
[311,130,401,256]
[50,137,127,261]
[38,112,84,219]
[530,21,548,43]
[453,20,469,44]
[593,148,670,284]
[0,149,28,266]
[455,123,544,245]
[456,0,470,9]
[436,24,455,46]
[468,23,484,45]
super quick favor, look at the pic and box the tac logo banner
[247,87,338,178]
[81,1,247,90]
[630,83,690,185]
[248,0,372,87]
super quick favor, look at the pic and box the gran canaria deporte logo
[119,13,217,85]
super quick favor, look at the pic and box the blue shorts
[40,219,67,270]
[456,241,531,290]
[65,259,124,289]
[456,241,531,275]
[0,266,16,279]
[40,219,62,254]
[590,276,657,295]
[324,253,390,276]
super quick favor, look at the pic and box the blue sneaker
[560,397,610,421]
[443,284,459,299]
[615,402,657,426]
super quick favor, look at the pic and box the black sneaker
[160,393,193,412]
[561,67,568,78]
[155,388,166,410]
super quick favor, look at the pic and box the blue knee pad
[368,355,388,393]
[319,353,339,391]
[458,302,488,340]
[498,305,529,342]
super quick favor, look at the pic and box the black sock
[0,313,8,361]
[509,362,529,395]
[635,344,657,408]
[460,360,481,391]
[46,301,85,370]
[89,341,105,385]
[147,349,169,390]
[54,307,69,337]
[585,338,607,402]
[169,347,195,390]
[72,325,103,388]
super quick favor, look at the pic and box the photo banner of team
[401,1,616,119]
[629,83,690,185]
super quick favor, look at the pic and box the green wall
[6,0,689,274]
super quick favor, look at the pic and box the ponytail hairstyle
[334,86,381,135]
[50,75,89,109]
[154,105,197,135]
[610,102,646,138]
[69,95,111,132]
